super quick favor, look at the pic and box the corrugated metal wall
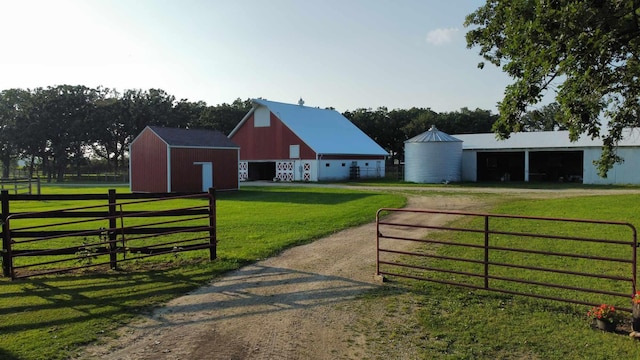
[583,147,640,185]
[404,142,462,183]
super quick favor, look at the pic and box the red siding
[130,129,168,192]
[231,113,316,160]
[170,148,239,192]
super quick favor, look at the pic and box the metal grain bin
[404,125,462,183]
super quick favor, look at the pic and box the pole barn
[130,126,240,192]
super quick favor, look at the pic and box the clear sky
[0,0,514,113]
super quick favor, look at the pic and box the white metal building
[453,129,640,185]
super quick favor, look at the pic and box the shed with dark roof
[130,126,240,192]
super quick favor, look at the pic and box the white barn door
[194,162,213,191]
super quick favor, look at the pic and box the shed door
[194,162,213,192]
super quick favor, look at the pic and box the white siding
[461,151,477,182]
[317,159,384,181]
[275,160,318,181]
[583,147,640,185]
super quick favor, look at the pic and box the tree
[0,89,30,177]
[436,108,496,135]
[195,99,250,135]
[37,85,96,182]
[521,102,567,132]
[465,0,640,176]
[343,107,398,159]
[22,88,52,179]
[121,88,176,136]
[91,88,130,174]
[173,99,207,129]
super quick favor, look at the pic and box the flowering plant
[633,291,640,305]
[587,304,621,324]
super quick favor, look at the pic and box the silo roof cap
[405,125,462,143]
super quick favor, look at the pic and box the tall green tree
[466,0,640,176]
[37,85,96,182]
[343,107,395,158]
[521,102,567,132]
[121,88,176,136]
[22,88,51,179]
[91,88,130,174]
[437,107,496,135]
[195,98,251,135]
[0,89,30,177]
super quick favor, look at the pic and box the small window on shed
[342,163,345,167]
[365,162,369,166]
[326,163,330,167]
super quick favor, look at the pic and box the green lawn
[0,185,405,360]
[4,184,640,360]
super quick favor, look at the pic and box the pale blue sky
[0,0,515,113]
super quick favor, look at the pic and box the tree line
[1,84,562,182]
[0,85,251,182]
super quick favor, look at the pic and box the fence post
[484,215,490,290]
[208,187,217,260]
[108,189,118,270]
[633,227,637,296]
[1,190,10,277]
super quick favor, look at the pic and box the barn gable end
[130,127,169,192]
[231,112,316,160]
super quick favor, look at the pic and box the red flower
[587,304,620,324]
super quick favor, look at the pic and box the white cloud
[426,27,459,45]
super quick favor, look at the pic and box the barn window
[254,107,270,127]
[289,145,300,158]
[342,163,346,167]
[326,163,330,167]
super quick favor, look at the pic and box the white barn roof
[230,99,388,156]
[453,129,640,150]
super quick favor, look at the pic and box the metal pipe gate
[376,208,637,312]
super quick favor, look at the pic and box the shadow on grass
[0,262,397,335]
[0,347,20,360]
[105,264,395,331]
[0,264,222,335]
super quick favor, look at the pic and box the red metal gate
[376,208,637,312]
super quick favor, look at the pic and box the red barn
[130,126,240,192]
[229,99,387,181]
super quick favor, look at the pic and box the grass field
[3,184,640,359]
[0,184,405,360]
[368,192,640,360]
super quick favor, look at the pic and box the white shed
[404,125,462,183]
